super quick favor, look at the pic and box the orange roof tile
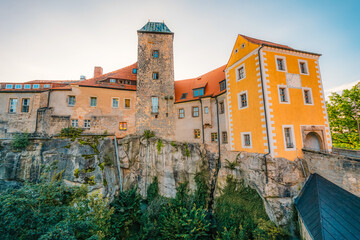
[240,34,320,56]
[240,34,293,50]
[75,63,137,90]
[175,65,226,103]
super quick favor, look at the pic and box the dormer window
[5,84,13,89]
[110,79,116,83]
[180,93,187,100]
[33,84,40,89]
[153,50,159,58]
[193,88,204,97]
[15,84,22,89]
[219,80,226,91]
[44,84,50,88]
[132,68,137,74]
[24,84,31,89]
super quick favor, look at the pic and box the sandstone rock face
[303,149,360,197]
[0,136,308,227]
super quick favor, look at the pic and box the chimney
[94,66,103,77]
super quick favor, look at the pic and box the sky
[0,0,359,93]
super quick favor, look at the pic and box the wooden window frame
[178,108,185,119]
[194,129,201,139]
[192,106,199,117]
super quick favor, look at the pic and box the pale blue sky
[0,0,359,92]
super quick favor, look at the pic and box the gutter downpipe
[215,97,221,164]
[258,45,270,184]
[114,135,122,192]
[200,98,205,144]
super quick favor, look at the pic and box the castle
[0,22,331,160]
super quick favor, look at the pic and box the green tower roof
[138,22,173,34]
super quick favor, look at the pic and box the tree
[326,82,360,149]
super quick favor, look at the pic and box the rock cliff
[0,135,306,226]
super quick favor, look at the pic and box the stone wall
[302,149,360,197]
[136,32,176,139]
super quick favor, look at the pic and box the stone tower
[136,22,176,139]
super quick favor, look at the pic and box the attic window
[234,48,238,54]
[180,93,187,99]
[110,79,116,83]
[241,43,245,49]
[219,80,226,91]
[132,68,137,74]
[193,88,204,97]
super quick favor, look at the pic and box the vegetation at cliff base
[327,82,360,149]
[0,175,289,240]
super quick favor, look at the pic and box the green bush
[0,181,112,240]
[59,127,83,141]
[143,130,155,139]
[109,188,142,240]
[157,139,164,154]
[12,133,30,150]
[147,176,159,202]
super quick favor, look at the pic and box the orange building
[225,35,332,160]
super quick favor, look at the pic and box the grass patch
[143,130,155,139]
[59,127,83,141]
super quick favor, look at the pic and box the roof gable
[226,35,261,69]
[295,174,360,240]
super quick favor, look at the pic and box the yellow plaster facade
[225,35,331,160]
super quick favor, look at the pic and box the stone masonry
[136,30,176,140]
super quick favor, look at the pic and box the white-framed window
[6,84,13,89]
[84,119,91,129]
[110,79,116,83]
[298,60,309,75]
[90,97,97,107]
[33,84,40,89]
[302,88,313,105]
[8,98,17,113]
[15,84,22,89]
[278,85,290,104]
[178,108,185,119]
[236,63,246,81]
[112,98,119,108]
[204,106,209,114]
[275,56,287,72]
[241,132,252,148]
[24,84,31,89]
[152,97,158,113]
[68,96,76,106]
[21,98,30,113]
[282,125,296,151]
[124,99,131,109]
[237,90,248,109]
[71,119,78,127]
[44,84,50,88]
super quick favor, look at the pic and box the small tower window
[153,50,159,58]
[153,72,159,80]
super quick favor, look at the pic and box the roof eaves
[262,44,321,56]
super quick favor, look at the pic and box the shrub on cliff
[12,133,30,150]
[59,127,84,141]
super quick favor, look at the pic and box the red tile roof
[240,34,293,50]
[240,34,321,56]
[75,63,137,91]
[175,65,226,103]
